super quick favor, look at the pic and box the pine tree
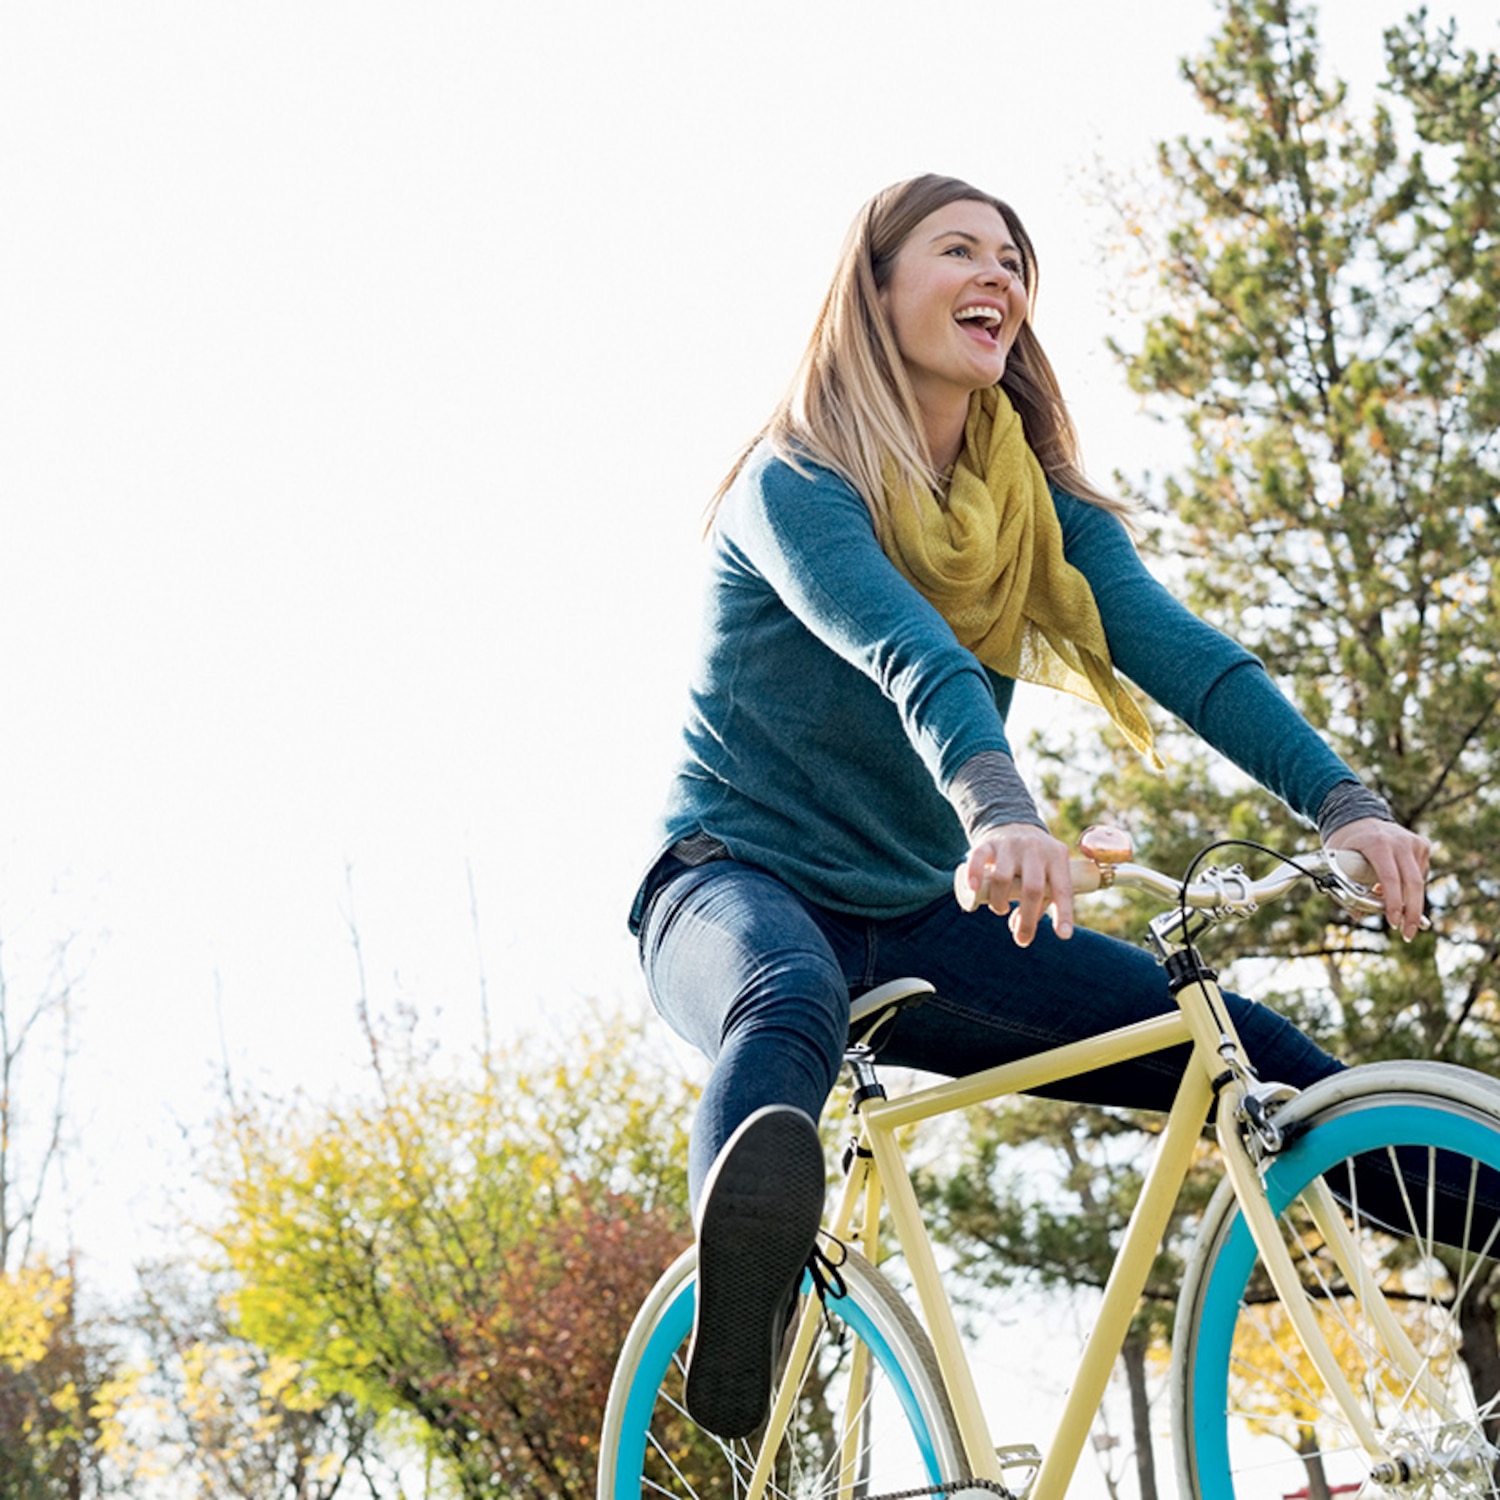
[1048,0,1500,1070]
[928,3,1500,1484]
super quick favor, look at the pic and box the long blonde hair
[711,174,1131,535]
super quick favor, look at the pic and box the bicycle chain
[856,1480,1014,1500]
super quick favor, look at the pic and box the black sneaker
[684,1104,826,1439]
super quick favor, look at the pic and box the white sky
[2,0,1494,1370]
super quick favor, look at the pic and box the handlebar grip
[954,855,1104,914]
[1327,847,1378,887]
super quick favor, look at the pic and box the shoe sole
[684,1105,826,1439]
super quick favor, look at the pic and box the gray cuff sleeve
[1316,779,1394,841]
[948,750,1047,840]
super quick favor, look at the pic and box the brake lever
[1319,851,1431,929]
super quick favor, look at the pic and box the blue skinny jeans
[637,854,1343,1205]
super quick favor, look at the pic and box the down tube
[1029,1056,1215,1500]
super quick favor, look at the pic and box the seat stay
[826,1140,877,1249]
[862,1102,1009,1484]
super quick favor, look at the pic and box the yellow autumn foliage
[0,1264,70,1372]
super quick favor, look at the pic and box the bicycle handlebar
[954,842,1383,919]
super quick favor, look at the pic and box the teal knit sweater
[632,444,1357,928]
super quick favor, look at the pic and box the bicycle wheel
[1175,1063,1500,1499]
[597,1243,968,1499]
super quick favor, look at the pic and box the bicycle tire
[597,1242,969,1499]
[1174,1061,1500,1499]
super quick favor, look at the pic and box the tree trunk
[1296,1425,1333,1500]
[1121,1334,1159,1500]
[1457,1266,1500,1490]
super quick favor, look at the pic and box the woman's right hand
[1325,816,1431,942]
[962,823,1076,947]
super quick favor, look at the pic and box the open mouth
[955,305,1005,345]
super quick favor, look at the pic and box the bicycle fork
[1181,970,1469,1475]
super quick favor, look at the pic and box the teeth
[956,305,1005,327]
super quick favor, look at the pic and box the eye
[941,243,972,259]
[1002,256,1026,277]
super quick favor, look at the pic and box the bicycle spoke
[603,1248,962,1499]
[1179,1090,1500,1499]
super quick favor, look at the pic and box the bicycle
[597,829,1500,1498]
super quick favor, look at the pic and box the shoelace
[806,1230,849,1297]
[803,1231,849,1337]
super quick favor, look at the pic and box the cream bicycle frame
[752,965,1441,1499]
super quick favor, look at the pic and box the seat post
[844,1042,886,1111]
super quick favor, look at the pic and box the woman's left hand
[1325,817,1431,941]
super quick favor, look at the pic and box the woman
[629,174,1429,1440]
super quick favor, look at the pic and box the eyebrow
[929,229,1023,257]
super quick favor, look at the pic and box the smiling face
[879,198,1029,436]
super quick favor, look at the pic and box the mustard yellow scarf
[882,386,1156,762]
